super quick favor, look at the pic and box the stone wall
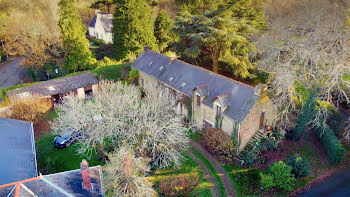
[239,94,278,150]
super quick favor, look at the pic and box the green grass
[190,147,227,197]
[188,129,202,143]
[222,164,262,197]
[149,153,212,197]
[45,110,59,120]
[36,134,104,174]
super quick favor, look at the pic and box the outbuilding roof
[7,73,98,98]
[0,118,37,185]
[132,49,259,123]
[0,166,104,197]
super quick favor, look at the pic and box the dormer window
[196,95,201,107]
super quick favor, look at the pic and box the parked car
[54,128,81,148]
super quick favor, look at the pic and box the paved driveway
[298,167,350,197]
[0,57,26,90]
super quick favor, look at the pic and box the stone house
[7,73,99,107]
[132,48,278,151]
[88,10,113,43]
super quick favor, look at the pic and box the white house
[88,10,113,43]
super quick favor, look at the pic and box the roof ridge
[217,92,232,97]
[172,58,255,89]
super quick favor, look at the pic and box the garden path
[190,141,236,197]
[185,150,220,197]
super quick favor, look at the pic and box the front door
[259,112,265,129]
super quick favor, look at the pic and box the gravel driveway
[0,57,26,90]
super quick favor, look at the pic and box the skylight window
[181,82,186,88]
[48,86,56,91]
[160,66,164,71]
[149,61,153,65]
[169,77,174,82]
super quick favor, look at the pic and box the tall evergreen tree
[174,0,266,78]
[154,11,174,52]
[58,0,96,72]
[112,0,157,60]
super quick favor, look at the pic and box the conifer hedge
[313,122,345,165]
[292,89,318,141]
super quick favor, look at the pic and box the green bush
[260,161,296,192]
[201,128,236,163]
[93,63,130,81]
[293,88,318,141]
[313,121,345,165]
[0,51,7,62]
[327,111,342,137]
[287,154,311,178]
[92,38,105,46]
[241,151,256,167]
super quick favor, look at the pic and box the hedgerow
[292,88,318,141]
[313,121,345,165]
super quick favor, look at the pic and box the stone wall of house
[77,88,85,100]
[192,90,234,135]
[239,95,278,150]
[92,84,99,94]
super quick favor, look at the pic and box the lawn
[149,153,212,197]
[36,134,105,175]
[222,164,262,197]
[190,147,226,197]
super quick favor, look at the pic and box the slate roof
[0,166,104,197]
[132,49,259,123]
[0,118,37,185]
[88,12,113,32]
[7,73,98,98]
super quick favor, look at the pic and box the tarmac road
[0,57,26,90]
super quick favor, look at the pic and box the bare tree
[103,146,157,197]
[52,81,191,168]
[343,118,350,145]
[256,0,350,123]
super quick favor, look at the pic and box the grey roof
[88,12,113,32]
[0,166,104,197]
[7,73,98,98]
[0,118,37,185]
[132,49,259,123]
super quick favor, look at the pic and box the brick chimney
[81,159,92,190]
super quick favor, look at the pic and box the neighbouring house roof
[7,73,99,98]
[132,49,259,123]
[88,12,113,33]
[0,118,37,185]
[0,166,104,197]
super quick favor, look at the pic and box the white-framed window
[216,104,222,117]
[196,94,201,107]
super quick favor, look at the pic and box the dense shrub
[260,129,286,153]
[313,121,345,165]
[260,161,296,192]
[0,51,7,62]
[93,63,131,81]
[159,174,199,197]
[241,151,256,167]
[327,111,342,137]
[201,128,236,163]
[293,88,318,141]
[25,62,68,82]
[6,96,52,122]
[91,38,105,46]
[287,154,311,178]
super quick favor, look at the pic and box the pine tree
[174,0,266,78]
[112,0,157,60]
[58,0,96,72]
[154,11,174,52]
